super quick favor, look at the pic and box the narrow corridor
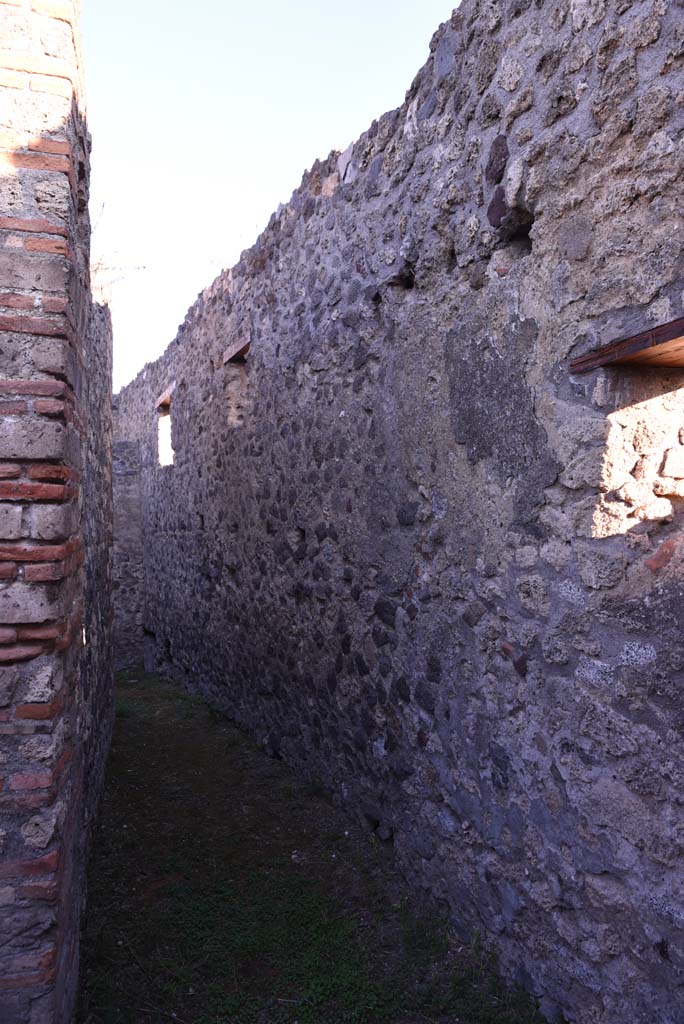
[77,675,541,1024]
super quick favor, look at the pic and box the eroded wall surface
[115,1,684,1020]
[111,407,143,671]
[0,2,113,1021]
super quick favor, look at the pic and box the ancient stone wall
[0,2,113,1021]
[115,1,684,1020]
[111,410,143,671]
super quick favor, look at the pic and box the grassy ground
[77,672,544,1024]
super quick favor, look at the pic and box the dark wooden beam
[570,316,684,374]
[223,339,250,365]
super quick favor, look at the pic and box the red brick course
[9,771,53,791]
[28,463,77,482]
[34,399,65,416]
[28,136,71,157]
[0,540,79,561]
[0,314,68,338]
[0,969,57,992]
[0,850,60,880]
[42,297,67,314]
[15,690,65,720]
[0,216,68,237]
[0,482,68,501]
[23,562,65,582]
[24,238,69,257]
[18,882,58,903]
[1,150,71,174]
[0,293,38,309]
[0,643,45,662]
[0,380,67,396]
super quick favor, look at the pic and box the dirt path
[77,673,542,1024]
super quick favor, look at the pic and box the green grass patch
[79,674,546,1024]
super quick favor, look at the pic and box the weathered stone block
[33,338,68,377]
[0,251,67,292]
[0,582,60,624]
[23,660,61,702]
[661,447,684,479]
[0,504,23,540]
[577,545,627,590]
[28,503,75,542]
[0,420,64,461]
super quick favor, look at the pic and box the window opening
[156,384,175,466]
[222,339,251,428]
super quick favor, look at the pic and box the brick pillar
[0,2,113,1022]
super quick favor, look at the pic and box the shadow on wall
[111,341,254,675]
[112,404,145,671]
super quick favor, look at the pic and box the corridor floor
[77,673,542,1024]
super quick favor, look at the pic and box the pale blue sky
[83,1,453,389]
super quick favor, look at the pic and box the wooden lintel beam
[570,316,684,373]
